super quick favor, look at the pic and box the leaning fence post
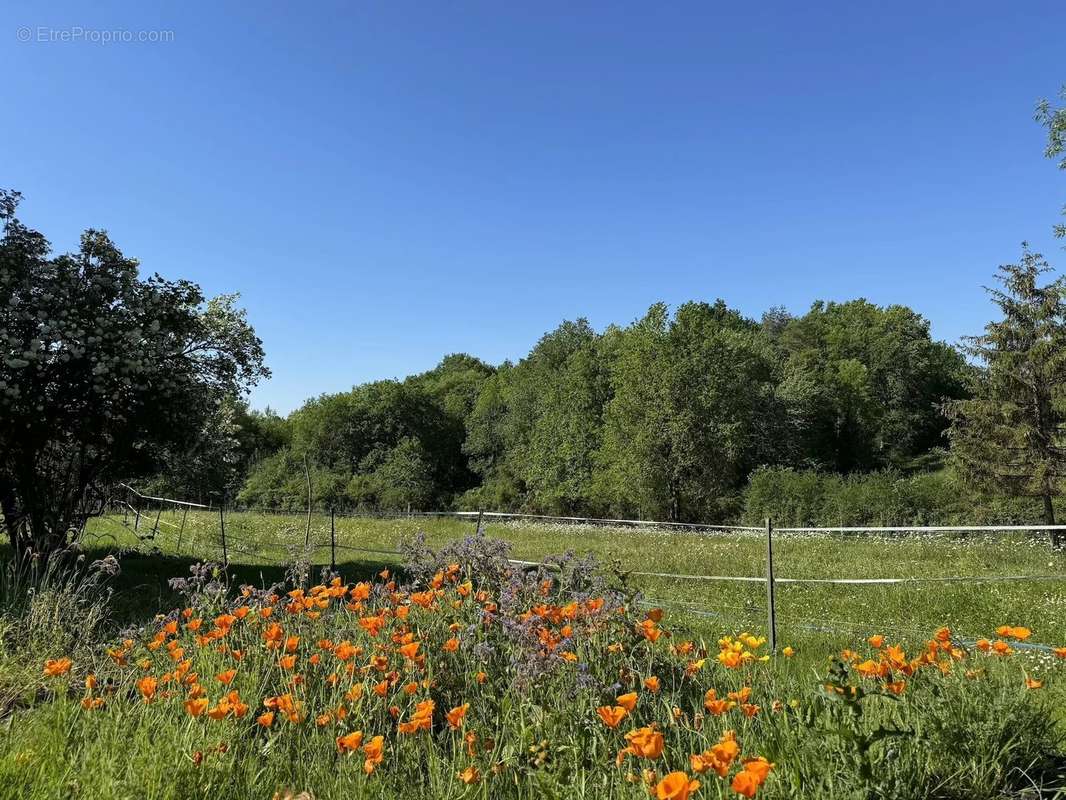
[330,506,336,572]
[475,509,484,536]
[134,502,141,532]
[219,505,228,565]
[765,517,778,655]
[176,505,189,553]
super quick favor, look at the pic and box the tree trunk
[0,481,23,551]
[1044,493,1062,549]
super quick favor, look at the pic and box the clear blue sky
[3,2,1064,413]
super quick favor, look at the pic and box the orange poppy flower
[732,770,760,798]
[136,676,158,702]
[362,735,385,774]
[867,635,884,649]
[596,705,628,728]
[638,619,662,642]
[644,676,661,693]
[1054,647,1066,659]
[624,726,664,759]
[1025,677,1043,690]
[446,703,470,729]
[279,655,297,670]
[690,729,739,777]
[457,765,480,785]
[616,692,638,712]
[43,658,73,677]
[216,669,237,685]
[257,711,275,728]
[184,697,209,717]
[336,731,364,753]
[442,637,460,653]
[655,771,700,800]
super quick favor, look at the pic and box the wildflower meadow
[1,524,1064,800]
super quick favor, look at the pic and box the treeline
[208,298,970,523]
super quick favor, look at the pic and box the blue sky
[3,2,1064,413]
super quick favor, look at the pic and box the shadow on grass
[81,546,403,630]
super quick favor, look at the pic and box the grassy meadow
[87,509,1066,653]
[0,510,1061,799]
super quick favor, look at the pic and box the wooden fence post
[765,517,778,654]
[475,509,484,536]
[176,506,189,553]
[219,505,228,565]
[330,506,336,572]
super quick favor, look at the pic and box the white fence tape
[627,570,1066,585]
[117,483,212,509]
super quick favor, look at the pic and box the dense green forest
[151,298,973,524]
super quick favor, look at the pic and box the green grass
[86,509,1066,655]
[0,511,1057,800]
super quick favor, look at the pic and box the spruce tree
[945,247,1066,547]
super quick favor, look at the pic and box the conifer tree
[945,247,1066,547]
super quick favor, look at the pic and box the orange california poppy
[43,658,73,677]
[336,731,364,753]
[136,676,158,702]
[446,703,470,729]
[596,705,628,728]
[616,692,638,712]
[655,771,700,800]
[362,735,385,774]
[624,726,664,759]
[457,766,480,784]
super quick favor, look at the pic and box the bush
[743,467,965,527]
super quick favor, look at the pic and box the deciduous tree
[0,191,268,553]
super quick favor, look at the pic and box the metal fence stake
[330,506,336,571]
[765,517,777,654]
[219,505,228,565]
[475,509,484,536]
